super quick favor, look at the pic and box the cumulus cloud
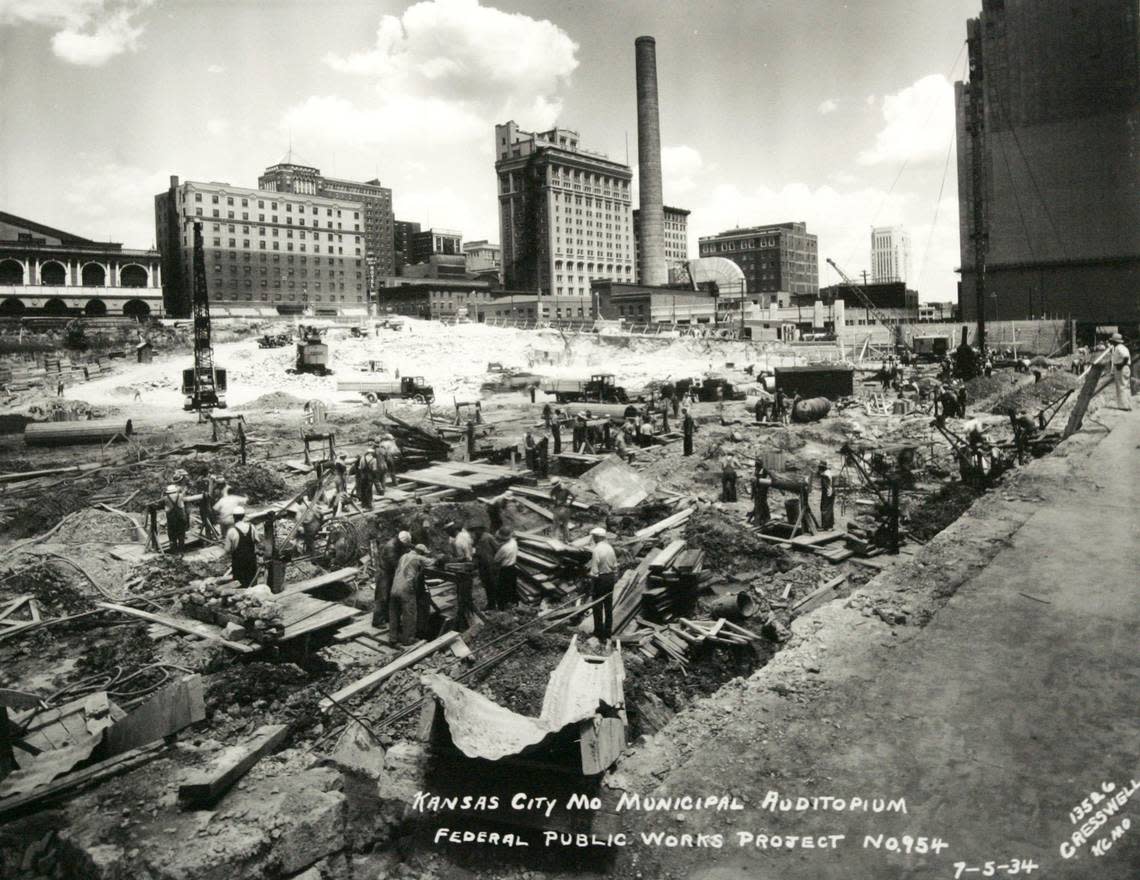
[817,98,838,115]
[858,74,955,166]
[207,63,224,74]
[0,0,153,65]
[286,0,578,148]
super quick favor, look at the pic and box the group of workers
[728,458,834,530]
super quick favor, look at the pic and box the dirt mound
[988,371,1080,416]
[0,558,91,615]
[0,487,90,539]
[236,391,306,411]
[963,372,1021,403]
[223,463,287,503]
[55,508,142,544]
[685,507,787,573]
[906,480,983,541]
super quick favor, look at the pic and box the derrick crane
[825,257,913,355]
[181,221,227,411]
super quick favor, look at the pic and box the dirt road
[611,408,1139,880]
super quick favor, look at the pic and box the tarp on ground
[578,457,655,508]
[422,637,624,762]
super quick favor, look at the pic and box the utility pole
[966,20,988,356]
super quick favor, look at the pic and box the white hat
[164,484,179,494]
[590,527,607,537]
[233,506,246,517]
[550,477,562,485]
[397,530,412,543]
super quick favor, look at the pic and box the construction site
[1,0,1138,876]
[0,289,1135,880]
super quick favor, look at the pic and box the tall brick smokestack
[635,35,667,286]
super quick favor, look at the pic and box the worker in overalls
[749,462,772,526]
[550,478,574,543]
[355,442,379,508]
[224,507,260,588]
[817,461,836,531]
[372,530,411,627]
[682,408,695,456]
[720,457,738,502]
[389,544,432,645]
[1010,410,1039,464]
[163,483,189,554]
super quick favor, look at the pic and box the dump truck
[540,373,628,404]
[336,376,435,404]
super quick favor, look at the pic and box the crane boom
[185,220,221,410]
[825,257,911,353]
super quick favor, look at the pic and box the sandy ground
[67,320,799,419]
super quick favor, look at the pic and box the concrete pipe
[791,397,832,423]
[707,590,759,621]
[23,418,133,447]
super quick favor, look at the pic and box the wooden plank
[283,604,361,641]
[103,675,206,757]
[791,575,848,615]
[789,530,845,547]
[648,540,686,572]
[0,741,169,822]
[633,507,693,540]
[94,603,256,653]
[277,567,358,597]
[512,496,555,521]
[319,631,460,711]
[178,724,289,806]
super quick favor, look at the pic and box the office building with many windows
[155,175,368,317]
[870,225,911,283]
[698,222,819,300]
[495,121,635,296]
[258,162,395,290]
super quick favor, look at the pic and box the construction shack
[773,365,855,400]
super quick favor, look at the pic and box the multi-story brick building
[258,162,395,290]
[463,240,501,276]
[634,206,689,283]
[495,121,635,296]
[698,222,819,300]
[393,220,421,274]
[955,0,1140,325]
[155,175,369,317]
[410,228,462,265]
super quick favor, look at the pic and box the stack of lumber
[514,532,591,600]
[634,617,760,665]
[382,413,452,468]
[641,540,707,621]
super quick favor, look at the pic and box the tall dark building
[394,220,421,274]
[258,163,395,290]
[955,0,1140,324]
[698,222,819,300]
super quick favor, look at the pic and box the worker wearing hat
[389,542,434,645]
[224,507,261,588]
[817,460,836,531]
[1109,332,1132,411]
[491,526,518,609]
[379,434,401,485]
[588,526,619,640]
[549,478,575,543]
[372,530,412,627]
[163,482,189,554]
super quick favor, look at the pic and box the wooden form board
[104,675,206,756]
[178,723,289,805]
[319,631,459,711]
[399,460,523,493]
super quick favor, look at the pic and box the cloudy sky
[0,0,978,301]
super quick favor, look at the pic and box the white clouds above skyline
[290,0,579,147]
[817,98,838,115]
[858,74,956,166]
[0,0,153,65]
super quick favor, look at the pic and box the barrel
[785,497,801,523]
[707,591,760,621]
[790,397,831,423]
[23,418,133,447]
